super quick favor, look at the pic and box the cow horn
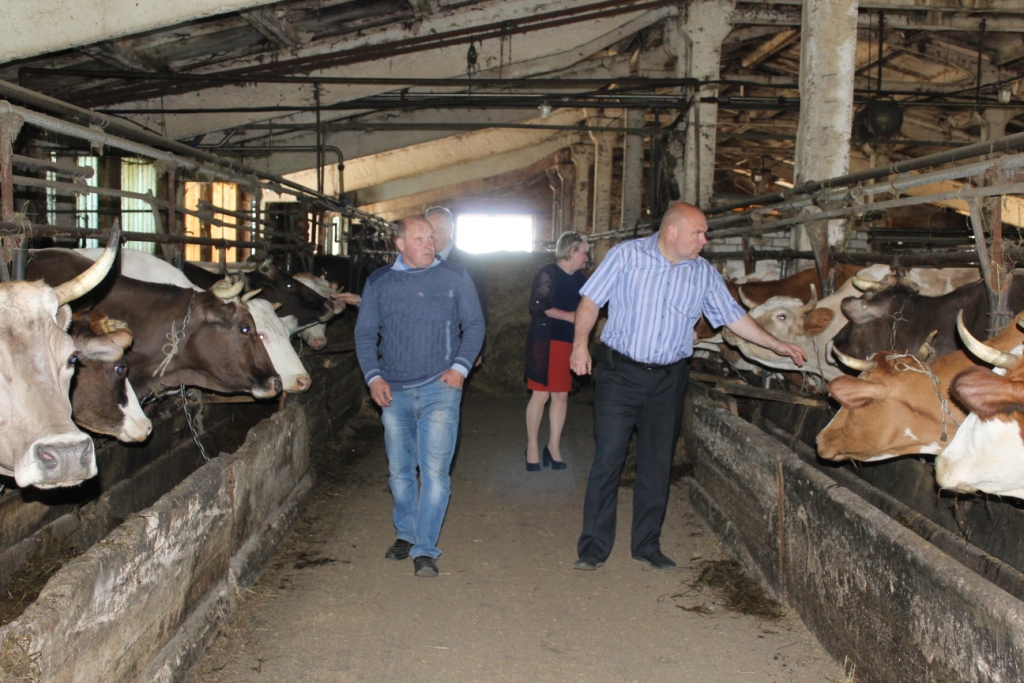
[799,284,818,314]
[91,317,130,336]
[53,225,120,306]
[737,285,758,310]
[832,346,878,373]
[896,275,920,294]
[272,301,283,311]
[258,258,273,274]
[241,289,262,302]
[211,277,244,300]
[958,310,1019,369]
[851,276,886,293]
[916,330,938,362]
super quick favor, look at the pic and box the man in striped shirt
[569,202,806,571]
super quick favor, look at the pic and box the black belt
[609,348,681,371]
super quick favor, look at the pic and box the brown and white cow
[934,317,1024,499]
[816,314,1024,462]
[0,235,118,488]
[69,311,152,442]
[27,250,281,400]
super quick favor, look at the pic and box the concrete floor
[189,389,845,683]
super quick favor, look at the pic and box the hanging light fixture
[999,87,1012,104]
[538,102,553,119]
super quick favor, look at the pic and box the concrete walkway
[190,390,843,683]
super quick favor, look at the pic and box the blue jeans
[381,380,462,559]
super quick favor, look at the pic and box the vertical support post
[571,141,595,235]
[0,109,24,281]
[620,108,645,231]
[794,0,859,287]
[546,166,562,240]
[556,151,575,234]
[589,119,616,235]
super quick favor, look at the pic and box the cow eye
[241,325,251,335]
[777,314,787,321]
[285,282,293,289]
[68,353,78,367]
[115,363,127,376]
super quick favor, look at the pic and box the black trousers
[577,347,689,561]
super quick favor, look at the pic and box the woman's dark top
[525,262,586,385]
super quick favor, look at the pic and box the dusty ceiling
[2,0,1023,218]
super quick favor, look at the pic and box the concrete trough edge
[0,354,367,683]
[687,393,1024,683]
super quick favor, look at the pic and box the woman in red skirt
[524,232,590,471]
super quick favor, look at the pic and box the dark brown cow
[27,251,281,400]
[69,311,152,442]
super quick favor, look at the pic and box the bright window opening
[456,214,533,253]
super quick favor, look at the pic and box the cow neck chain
[887,352,961,442]
[888,295,913,350]
[153,293,197,379]
[180,384,210,462]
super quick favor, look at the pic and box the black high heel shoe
[543,446,567,470]
[525,449,540,472]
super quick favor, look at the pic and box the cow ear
[827,375,889,408]
[803,309,834,336]
[56,304,74,331]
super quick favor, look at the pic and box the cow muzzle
[19,433,97,488]
[252,374,283,399]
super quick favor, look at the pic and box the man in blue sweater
[355,216,486,577]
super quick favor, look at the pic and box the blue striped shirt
[581,233,745,365]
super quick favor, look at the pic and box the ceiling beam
[0,0,281,63]
[239,7,300,49]
[740,29,798,69]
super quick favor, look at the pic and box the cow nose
[36,437,94,471]
[312,337,327,350]
[296,375,312,392]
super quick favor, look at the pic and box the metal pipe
[0,222,275,250]
[12,154,94,179]
[708,182,1024,239]
[708,150,1024,232]
[0,80,392,230]
[708,130,1024,216]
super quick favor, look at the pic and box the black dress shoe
[543,446,567,470]
[385,539,413,561]
[573,554,605,570]
[632,550,677,570]
[413,555,438,577]
[525,448,540,472]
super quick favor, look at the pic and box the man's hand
[440,368,465,388]
[331,292,361,309]
[570,345,593,376]
[369,377,392,407]
[773,341,807,367]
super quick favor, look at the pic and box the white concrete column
[589,117,618,234]
[793,0,859,258]
[620,108,645,230]
[571,142,595,234]
[556,151,576,235]
[665,0,735,208]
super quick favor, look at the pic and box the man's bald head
[658,202,709,263]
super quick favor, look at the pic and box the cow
[69,311,152,442]
[0,233,118,488]
[833,274,1016,361]
[721,278,866,382]
[27,250,281,400]
[934,317,1024,499]
[290,273,346,349]
[76,249,311,393]
[726,263,865,308]
[816,313,1024,462]
[184,259,334,328]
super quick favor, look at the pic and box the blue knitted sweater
[354,258,485,390]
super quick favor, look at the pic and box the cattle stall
[0,343,367,683]
[683,379,1024,683]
